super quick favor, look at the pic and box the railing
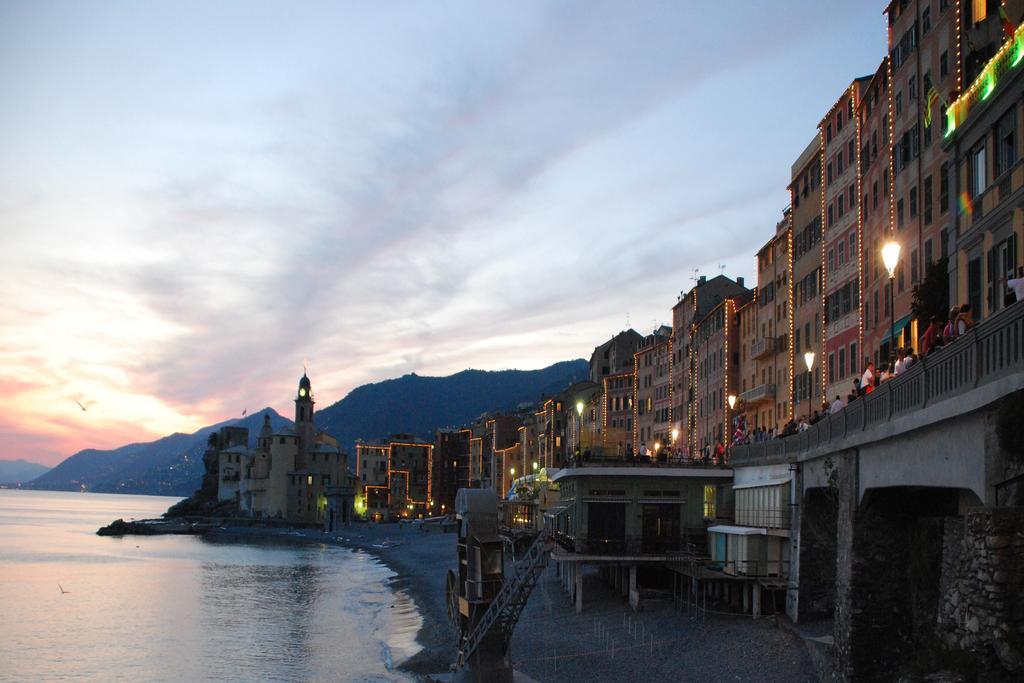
[734,506,791,529]
[750,337,776,360]
[705,558,792,578]
[566,449,731,469]
[739,383,776,405]
[732,302,1024,464]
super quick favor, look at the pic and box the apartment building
[789,136,825,418]
[747,212,792,432]
[633,326,672,453]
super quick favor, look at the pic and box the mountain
[24,408,290,496]
[0,459,51,485]
[315,359,589,453]
[26,359,588,496]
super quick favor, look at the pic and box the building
[434,427,471,514]
[589,329,643,384]
[733,294,758,437]
[746,212,792,432]
[944,17,1024,323]
[355,435,433,520]
[671,275,751,454]
[214,373,349,525]
[881,0,1010,362]
[789,135,825,420]
[602,369,634,453]
[691,289,753,457]
[822,79,871,404]
[546,460,733,612]
[632,326,672,455]
[860,58,896,374]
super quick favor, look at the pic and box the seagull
[73,400,87,412]
[58,584,69,594]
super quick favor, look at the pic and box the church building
[214,372,355,525]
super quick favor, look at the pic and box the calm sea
[0,490,420,682]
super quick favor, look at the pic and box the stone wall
[937,508,1024,675]
[799,486,837,618]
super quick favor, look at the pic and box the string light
[787,186,795,420]
[819,122,827,402]
[946,23,1024,136]
[855,80,865,377]
[632,351,639,451]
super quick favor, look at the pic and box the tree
[911,256,949,332]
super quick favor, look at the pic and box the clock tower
[295,371,315,468]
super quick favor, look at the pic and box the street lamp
[575,399,585,454]
[882,241,901,358]
[671,427,679,443]
[532,461,538,471]
[727,394,737,410]
[726,395,737,453]
[804,351,816,422]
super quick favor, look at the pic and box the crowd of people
[733,280,1024,447]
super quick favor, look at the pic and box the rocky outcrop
[97,518,194,536]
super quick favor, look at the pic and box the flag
[924,86,940,127]
[1000,6,1017,38]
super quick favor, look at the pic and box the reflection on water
[0,490,419,682]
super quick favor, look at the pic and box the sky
[0,1,887,466]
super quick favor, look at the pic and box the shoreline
[99,518,458,680]
[98,518,818,681]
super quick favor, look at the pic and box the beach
[200,523,817,681]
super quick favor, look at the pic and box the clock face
[299,388,307,397]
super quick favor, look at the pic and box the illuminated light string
[787,188,795,420]
[855,81,865,377]
[946,22,1024,137]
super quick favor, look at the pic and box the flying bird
[73,400,87,412]
[242,408,247,417]
[58,584,69,594]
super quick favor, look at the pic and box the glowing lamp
[727,395,737,410]
[532,461,538,471]
[804,351,815,373]
[882,241,901,279]
[575,400,584,416]
[653,442,661,452]
[671,428,679,443]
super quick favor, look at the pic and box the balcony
[750,337,776,360]
[739,383,776,406]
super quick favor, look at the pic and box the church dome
[298,372,312,397]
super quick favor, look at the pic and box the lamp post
[804,351,815,422]
[575,399,585,455]
[727,394,737,454]
[882,241,901,360]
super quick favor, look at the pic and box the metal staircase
[457,530,552,668]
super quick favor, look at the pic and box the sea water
[0,490,420,682]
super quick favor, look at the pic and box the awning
[881,313,914,343]
[733,477,791,490]
[707,525,767,536]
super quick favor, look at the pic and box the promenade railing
[732,301,1024,464]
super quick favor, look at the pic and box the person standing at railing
[861,361,875,394]
[1007,267,1024,303]
[944,306,960,341]
[921,316,941,355]
[955,304,975,335]
[830,395,844,414]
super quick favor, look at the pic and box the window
[995,108,1017,178]
[972,0,987,22]
[911,249,919,284]
[851,344,858,375]
[703,485,716,518]
[838,150,844,175]
[839,240,846,265]
[923,6,931,32]
[827,162,833,184]
[838,109,843,131]
[873,180,879,209]
[828,353,835,383]
[971,144,987,198]
[897,198,905,228]
[849,185,856,208]
[940,161,950,213]
[826,122,833,142]
[839,194,845,218]
[896,91,903,116]
[908,75,917,101]
[924,175,933,224]
[925,238,934,266]
[941,228,949,259]
[839,347,846,379]
[848,139,856,168]
[910,186,918,218]
[828,248,835,271]
[940,51,949,79]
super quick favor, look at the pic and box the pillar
[743,583,750,613]
[620,567,629,597]
[752,584,761,620]
[628,565,640,611]
[575,564,584,613]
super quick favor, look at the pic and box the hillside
[314,359,589,452]
[24,408,290,496]
[0,459,51,485]
[26,359,588,496]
